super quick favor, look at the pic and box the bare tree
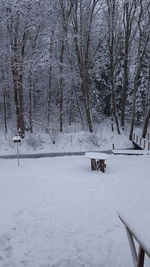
[6,3,28,137]
[120,0,137,130]
[142,107,150,138]
[106,0,120,134]
[129,0,150,140]
[71,0,101,132]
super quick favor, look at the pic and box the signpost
[13,136,21,167]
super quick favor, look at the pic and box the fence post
[140,138,142,146]
[143,139,145,149]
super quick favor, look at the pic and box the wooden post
[136,135,138,144]
[140,138,142,146]
[126,227,138,267]
[133,133,135,141]
[137,246,145,267]
[17,142,20,167]
[148,143,150,150]
[91,159,97,171]
[143,140,145,149]
[97,160,105,172]
[148,133,150,140]
[13,136,21,167]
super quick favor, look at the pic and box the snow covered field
[0,155,150,267]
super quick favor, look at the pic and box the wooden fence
[147,133,150,141]
[132,133,150,150]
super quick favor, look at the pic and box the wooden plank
[138,246,145,267]
[132,133,150,151]
[126,227,138,267]
[97,159,106,172]
[112,150,146,155]
[91,159,97,171]
[126,228,145,267]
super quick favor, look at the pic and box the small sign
[13,136,21,166]
[13,136,21,143]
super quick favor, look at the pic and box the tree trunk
[59,41,65,132]
[10,17,25,137]
[47,65,52,125]
[109,42,120,134]
[47,33,53,125]
[12,60,20,132]
[142,107,150,138]
[73,85,87,131]
[111,89,120,134]
[29,69,33,133]
[17,71,25,137]
[85,87,93,133]
[129,68,141,140]
[107,0,120,134]
[3,87,7,135]
[12,60,25,137]
[121,2,130,130]
[1,68,8,135]
[129,8,149,140]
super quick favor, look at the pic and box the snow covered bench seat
[85,152,108,172]
[118,210,150,267]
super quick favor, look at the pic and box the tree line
[0,0,149,139]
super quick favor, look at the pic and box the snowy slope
[0,122,132,155]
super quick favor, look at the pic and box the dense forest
[0,0,149,140]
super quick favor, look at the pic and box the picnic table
[85,152,108,172]
[118,209,150,267]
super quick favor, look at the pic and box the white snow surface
[0,155,150,266]
[85,152,108,160]
[0,122,132,155]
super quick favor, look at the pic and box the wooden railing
[132,133,150,150]
[146,133,150,141]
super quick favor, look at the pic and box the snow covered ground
[0,154,150,267]
[0,122,132,155]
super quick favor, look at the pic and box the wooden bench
[118,210,150,267]
[85,152,108,172]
